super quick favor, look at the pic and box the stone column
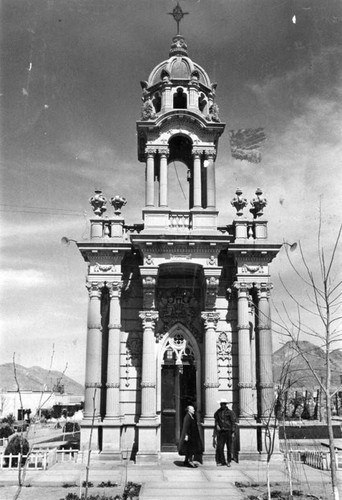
[193,150,202,208]
[255,283,274,417]
[105,280,123,419]
[234,282,254,418]
[136,309,159,463]
[102,279,123,459]
[159,148,168,207]
[248,296,257,416]
[202,311,220,418]
[205,151,216,209]
[139,310,159,418]
[145,148,155,207]
[84,281,104,419]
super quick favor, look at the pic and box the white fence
[0,448,57,470]
[284,449,342,470]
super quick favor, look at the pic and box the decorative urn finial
[110,195,127,216]
[89,189,107,217]
[231,188,248,216]
[250,188,267,218]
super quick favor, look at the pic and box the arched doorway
[158,324,201,452]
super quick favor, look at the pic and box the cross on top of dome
[168,1,189,35]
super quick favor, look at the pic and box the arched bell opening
[173,87,187,109]
[198,92,207,114]
[157,323,201,452]
[168,135,193,210]
[152,92,161,113]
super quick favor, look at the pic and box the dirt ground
[234,482,332,500]
[0,485,125,500]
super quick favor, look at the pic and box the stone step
[139,481,244,500]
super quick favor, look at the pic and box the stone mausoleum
[76,6,281,462]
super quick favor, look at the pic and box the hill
[273,340,342,389]
[0,363,84,395]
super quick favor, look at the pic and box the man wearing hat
[214,398,236,467]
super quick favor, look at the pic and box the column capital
[158,147,169,157]
[86,281,105,298]
[192,147,202,158]
[201,311,220,328]
[145,146,157,156]
[139,310,159,328]
[233,281,253,295]
[255,282,273,298]
[107,280,123,298]
[203,148,216,160]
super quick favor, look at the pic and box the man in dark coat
[178,405,203,467]
[214,398,236,467]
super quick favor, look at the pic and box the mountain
[273,341,342,389]
[0,363,84,395]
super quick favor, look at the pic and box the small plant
[63,494,79,500]
[60,495,124,500]
[98,481,118,488]
[63,483,78,488]
[82,480,94,488]
[0,424,14,438]
[123,481,141,500]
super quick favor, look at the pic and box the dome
[147,35,212,89]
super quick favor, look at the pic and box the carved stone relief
[125,336,142,388]
[217,331,233,388]
[156,287,202,342]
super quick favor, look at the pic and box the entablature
[229,243,281,283]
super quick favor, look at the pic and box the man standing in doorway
[214,398,236,467]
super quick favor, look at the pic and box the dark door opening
[161,364,197,452]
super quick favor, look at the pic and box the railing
[56,449,86,463]
[284,449,342,470]
[0,448,57,470]
[169,212,191,230]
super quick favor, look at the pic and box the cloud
[0,268,50,289]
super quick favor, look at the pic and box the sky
[1,0,342,384]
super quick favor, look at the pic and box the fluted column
[84,281,105,419]
[234,282,254,418]
[146,148,155,207]
[255,283,274,417]
[193,150,202,208]
[159,148,169,207]
[205,151,216,209]
[139,310,159,418]
[248,296,257,416]
[105,280,123,419]
[202,311,220,418]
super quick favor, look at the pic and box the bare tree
[273,219,342,500]
[262,347,301,500]
[11,347,68,500]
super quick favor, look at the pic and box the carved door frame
[157,322,202,425]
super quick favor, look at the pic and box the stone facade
[77,22,281,462]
